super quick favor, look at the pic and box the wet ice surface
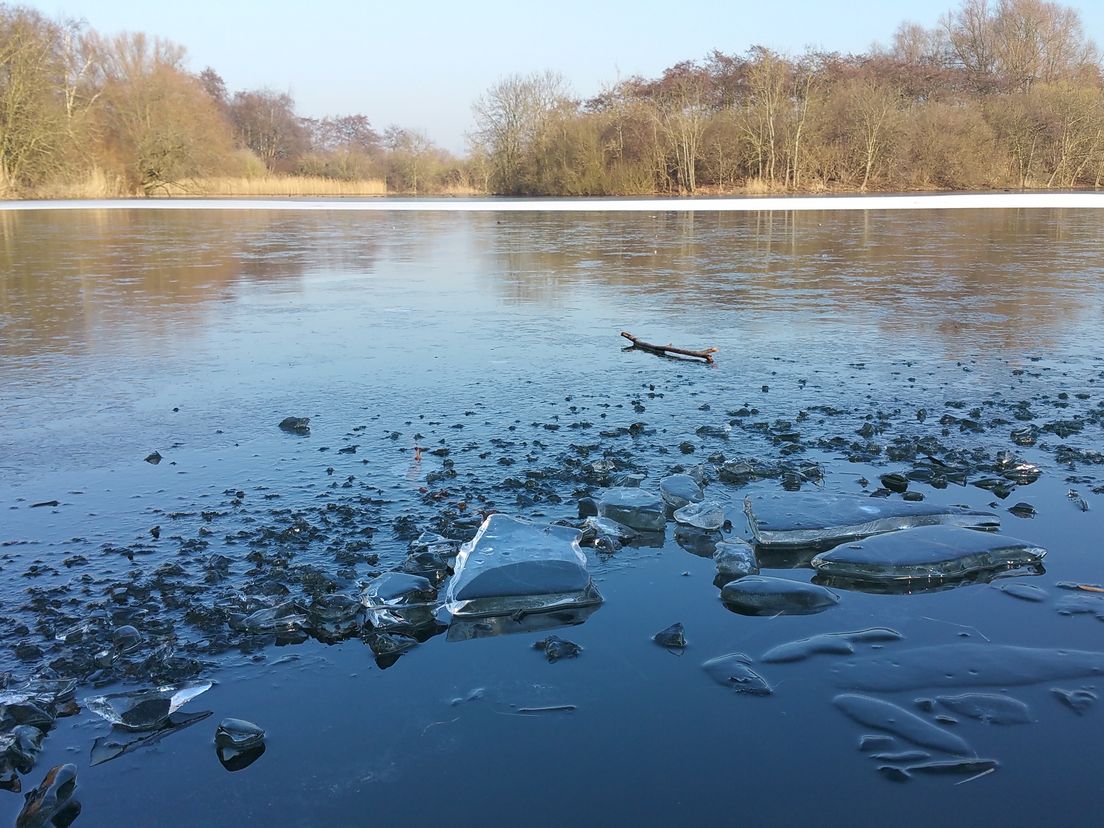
[3,207,1104,825]
[746,493,1000,549]
[810,525,1046,583]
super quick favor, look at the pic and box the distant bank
[2,193,1104,212]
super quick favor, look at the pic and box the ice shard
[673,501,727,530]
[85,681,212,731]
[745,493,999,550]
[810,525,1045,583]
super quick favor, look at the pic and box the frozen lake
[2,204,1103,826]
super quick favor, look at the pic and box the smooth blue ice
[598,487,666,531]
[810,525,1045,582]
[446,514,590,604]
[745,492,999,549]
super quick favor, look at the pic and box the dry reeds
[172,176,389,197]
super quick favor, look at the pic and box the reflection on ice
[745,493,999,550]
[446,599,601,642]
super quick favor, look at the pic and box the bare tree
[229,89,308,171]
[0,6,69,190]
[472,70,571,193]
[91,32,233,194]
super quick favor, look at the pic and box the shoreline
[2,192,1103,212]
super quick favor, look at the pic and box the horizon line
[3,193,1104,212]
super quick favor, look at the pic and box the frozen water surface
[3,205,1104,824]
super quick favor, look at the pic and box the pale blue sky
[25,0,1104,152]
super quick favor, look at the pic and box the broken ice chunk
[85,681,212,731]
[760,628,903,663]
[361,573,437,608]
[598,487,666,531]
[445,515,598,617]
[674,526,721,557]
[702,653,772,696]
[720,576,839,616]
[533,635,581,662]
[653,623,687,649]
[833,694,970,755]
[936,693,1032,724]
[745,492,999,550]
[228,601,309,634]
[673,501,726,530]
[810,525,1045,583]
[215,718,265,750]
[15,764,79,828]
[1052,687,1097,714]
[659,474,704,510]
[713,540,759,581]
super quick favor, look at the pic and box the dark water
[2,207,1104,826]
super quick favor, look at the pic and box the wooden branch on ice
[620,331,718,364]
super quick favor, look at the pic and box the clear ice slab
[673,501,727,530]
[745,492,999,549]
[713,540,759,581]
[598,488,666,531]
[659,474,704,509]
[810,525,1046,583]
[446,515,598,618]
[85,681,212,731]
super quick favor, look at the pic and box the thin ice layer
[745,493,999,549]
[446,514,590,604]
[834,694,970,755]
[832,643,1104,691]
[810,525,1045,582]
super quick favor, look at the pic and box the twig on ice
[620,331,718,364]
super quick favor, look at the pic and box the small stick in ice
[620,331,718,364]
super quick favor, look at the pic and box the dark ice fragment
[653,622,686,649]
[278,417,311,435]
[533,635,581,662]
[15,764,78,828]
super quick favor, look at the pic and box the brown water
[1,207,1103,827]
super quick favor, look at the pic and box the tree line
[472,0,1104,194]
[2,0,1102,197]
[0,4,466,196]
